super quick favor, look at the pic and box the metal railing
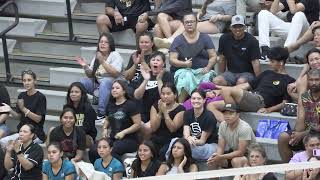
[66,0,76,41]
[0,0,19,82]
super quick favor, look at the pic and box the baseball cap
[224,103,240,112]
[231,15,245,27]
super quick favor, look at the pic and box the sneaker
[95,113,105,125]
[154,37,172,49]
[260,46,270,61]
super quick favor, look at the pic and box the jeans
[80,77,113,115]
[258,10,309,47]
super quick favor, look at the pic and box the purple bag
[256,119,291,139]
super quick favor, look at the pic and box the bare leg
[157,13,174,38]
[197,21,220,34]
[278,132,293,163]
[96,15,112,34]
[231,156,248,168]
[221,87,244,104]
[212,75,229,86]
[154,24,165,38]
[207,100,225,123]
[169,20,184,40]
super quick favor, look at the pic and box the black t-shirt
[218,32,261,74]
[16,91,46,141]
[280,0,319,23]
[130,71,174,122]
[184,109,218,144]
[0,84,10,116]
[10,142,43,180]
[262,172,277,180]
[151,103,185,146]
[49,125,86,160]
[105,0,150,17]
[106,99,139,140]
[65,103,97,140]
[249,70,295,108]
[132,159,161,177]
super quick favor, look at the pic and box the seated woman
[169,13,217,102]
[197,0,235,34]
[233,143,277,180]
[42,142,77,180]
[288,48,320,101]
[94,138,124,180]
[124,32,156,85]
[76,33,123,121]
[131,141,161,178]
[149,83,185,160]
[102,80,142,160]
[183,89,218,161]
[0,84,11,139]
[64,82,97,147]
[49,108,86,163]
[0,70,47,146]
[132,51,174,122]
[4,124,44,180]
[157,138,198,175]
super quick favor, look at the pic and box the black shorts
[108,15,154,32]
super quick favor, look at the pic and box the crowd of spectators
[0,0,320,179]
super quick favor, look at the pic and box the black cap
[224,103,240,112]
[267,47,289,62]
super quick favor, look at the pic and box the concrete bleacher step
[256,137,281,162]
[17,89,92,112]
[49,67,85,86]
[14,0,77,17]
[0,39,16,57]
[49,21,98,36]
[0,17,47,37]
[240,112,296,131]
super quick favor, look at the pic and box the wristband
[25,109,30,117]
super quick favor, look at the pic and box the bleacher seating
[0,0,314,179]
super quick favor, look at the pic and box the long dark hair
[92,33,115,83]
[132,140,158,178]
[64,82,89,111]
[306,48,320,64]
[110,80,131,102]
[60,108,77,127]
[167,138,195,172]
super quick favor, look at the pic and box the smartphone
[313,149,320,156]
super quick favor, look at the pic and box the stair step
[0,17,47,37]
[49,21,98,36]
[0,39,16,57]
[49,67,85,86]
[15,0,77,17]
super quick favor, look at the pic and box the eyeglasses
[184,20,196,25]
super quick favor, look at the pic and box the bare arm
[169,52,189,68]
[105,7,117,17]
[4,151,13,170]
[120,114,142,135]
[251,59,261,76]
[261,100,286,113]
[220,140,249,160]
[270,0,283,14]
[295,95,306,132]
[218,55,226,73]
[206,49,217,70]
[112,172,123,180]
[189,164,198,172]
[195,131,211,146]
[287,0,305,14]
[100,61,121,78]
[134,79,148,99]
[149,106,161,132]
[21,107,42,123]
[16,154,36,170]
[84,65,93,78]
[216,138,226,155]
[0,114,9,124]
[65,174,75,180]
[71,150,84,162]
[156,164,169,175]
[42,173,49,180]
[163,111,184,133]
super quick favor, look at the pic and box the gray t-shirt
[218,119,256,150]
[200,0,236,21]
[89,51,123,80]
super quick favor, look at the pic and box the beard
[310,85,320,93]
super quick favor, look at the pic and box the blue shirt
[94,157,125,178]
[42,159,76,180]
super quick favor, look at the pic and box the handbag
[280,103,297,116]
[256,119,291,139]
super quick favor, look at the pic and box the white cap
[231,15,245,26]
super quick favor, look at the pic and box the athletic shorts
[239,91,265,112]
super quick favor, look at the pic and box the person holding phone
[76,33,123,122]
[286,133,320,180]
[0,70,47,147]
[169,13,217,103]
[156,138,198,175]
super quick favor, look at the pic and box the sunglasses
[21,70,36,78]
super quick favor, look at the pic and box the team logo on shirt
[273,80,280,85]
[146,80,158,90]
[190,122,202,138]
[113,111,126,120]
[120,0,134,7]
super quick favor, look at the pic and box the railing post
[66,0,76,41]
[2,36,11,82]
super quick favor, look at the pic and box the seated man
[286,133,320,180]
[207,103,256,169]
[258,0,319,59]
[196,0,236,34]
[212,15,261,86]
[140,0,192,49]
[96,0,152,35]
[279,68,320,163]
[221,46,295,113]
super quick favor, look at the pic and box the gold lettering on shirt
[76,113,85,126]
[120,0,134,7]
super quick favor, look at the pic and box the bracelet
[25,109,30,117]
